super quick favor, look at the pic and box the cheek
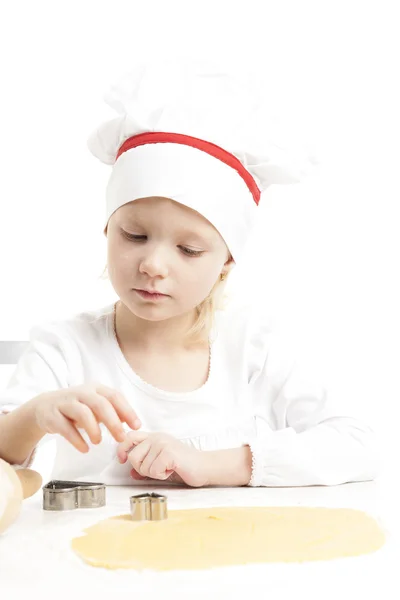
[108,242,133,272]
[186,262,220,292]
[107,253,133,293]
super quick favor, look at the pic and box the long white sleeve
[0,323,71,414]
[246,323,381,487]
[0,322,70,472]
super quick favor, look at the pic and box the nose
[138,244,169,278]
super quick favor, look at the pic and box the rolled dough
[71,506,386,571]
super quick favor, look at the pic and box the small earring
[220,273,227,281]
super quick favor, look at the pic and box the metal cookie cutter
[130,493,168,521]
[43,480,106,511]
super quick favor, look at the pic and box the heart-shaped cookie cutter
[43,480,106,511]
[130,492,168,521]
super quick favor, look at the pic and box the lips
[137,289,166,295]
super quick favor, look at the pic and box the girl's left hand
[117,431,210,488]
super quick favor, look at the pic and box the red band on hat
[116,131,260,205]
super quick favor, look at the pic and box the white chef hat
[87,60,317,263]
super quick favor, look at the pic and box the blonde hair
[99,264,231,346]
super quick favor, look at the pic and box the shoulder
[27,302,115,352]
[215,299,297,380]
[215,299,276,346]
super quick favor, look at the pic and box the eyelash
[123,233,204,257]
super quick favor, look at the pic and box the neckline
[106,302,216,400]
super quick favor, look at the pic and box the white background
[0,0,399,467]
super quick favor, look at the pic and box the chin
[131,306,171,321]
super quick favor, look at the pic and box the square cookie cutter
[43,480,106,511]
[130,493,168,521]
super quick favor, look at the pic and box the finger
[80,391,127,442]
[151,449,178,479]
[130,469,148,480]
[127,440,152,475]
[117,430,149,462]
[140,446,163,478]
[150,469,175,480]
[117,447,128,464]
[50,413,89,453]
[95,385,141,430]
[61,402,102,445]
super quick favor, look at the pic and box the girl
[0,62,379,487]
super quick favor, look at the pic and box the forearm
[205,446,252,487]
[0,396,46,465]
[247,419,381,487]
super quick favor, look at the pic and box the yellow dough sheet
[71,506,386,571]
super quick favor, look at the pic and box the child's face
[106,197,233,323]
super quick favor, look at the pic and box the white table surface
[0,474,398,600]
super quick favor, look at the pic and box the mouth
[134,289,169,301]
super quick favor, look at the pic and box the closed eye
[122,232,204,257]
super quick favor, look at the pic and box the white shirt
[0,302,380,486]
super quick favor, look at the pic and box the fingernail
[134,419,141,429]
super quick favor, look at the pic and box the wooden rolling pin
[0,458,42,534]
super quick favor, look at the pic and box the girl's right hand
[31,384,141,453]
